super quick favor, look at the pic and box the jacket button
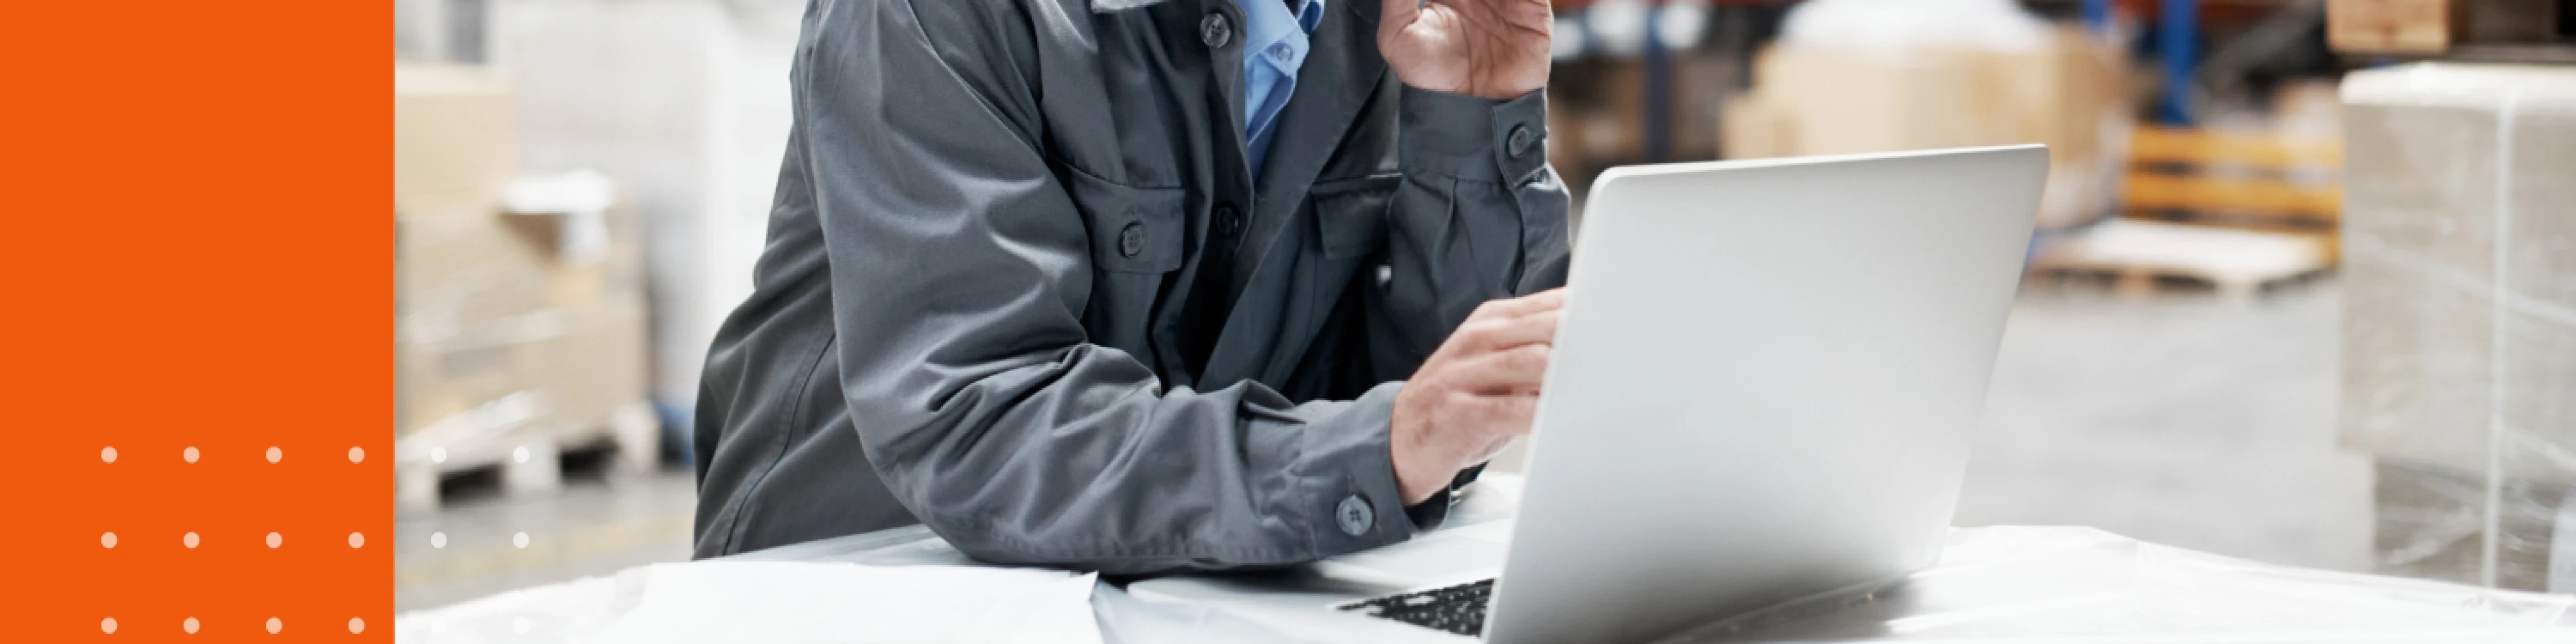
[1213,204,1243,236]
[1506,124,1537,159]
[1335,494,1374,537]
[1119,221,1146,257]
[1200,13,1232,49]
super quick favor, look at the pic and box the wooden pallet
[2029,220,2335,298]
[2122,126,2344,248]
[395,399,659,511]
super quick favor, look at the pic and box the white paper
[397,561,1102,644]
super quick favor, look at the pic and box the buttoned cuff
[1295,381,1418,554]
[1398,86,1550,186]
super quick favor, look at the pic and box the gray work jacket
[691,0,1571,574]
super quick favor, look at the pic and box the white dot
[101,617,116,633]
[266,617,281,634]
[348,532,365,549]
[102,532,117,548]
[102,447,118,463]
[348,446,365,463]
[513,532,529,548]
[183,532,199,549]
[266,446,282,463]
[429,447,446,463]
[183,446,199,463]
[266,532,282,549]
[183,617,199,634]
[348,617,364,634]
[513,446,530,463]
[430,532,446,549]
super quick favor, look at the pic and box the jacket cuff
[1399,86,1550,186]
[1293,381,1417,554]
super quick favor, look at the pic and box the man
[691,0,1571,575]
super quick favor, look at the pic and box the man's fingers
[1454,309,1560,352]
[1469,288,1567,321]
[1381,0,1420,29]
[1450,343,1551,393]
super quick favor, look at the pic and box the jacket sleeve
[793,0,1417,575]
[1364,87,1576,384]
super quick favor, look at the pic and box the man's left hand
[1378,0,1552,101]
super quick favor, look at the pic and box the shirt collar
[1235,0,1325,60]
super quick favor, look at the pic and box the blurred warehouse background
[391,0,2576,611]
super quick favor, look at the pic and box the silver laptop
[1130,145,2047,644]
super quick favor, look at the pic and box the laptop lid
[1483,145,2046,644]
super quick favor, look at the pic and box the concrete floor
[395,282,2371,611]
[1956,284,2369,571]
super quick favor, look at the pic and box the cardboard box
[2330,0,2569,54]
[395,63,515,211]
[2330,0,2466,53]
[1722,27,2128,228]
[395,198,645,439]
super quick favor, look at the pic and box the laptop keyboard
[1337,578,1495,637]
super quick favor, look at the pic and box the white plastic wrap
[2339,63,2576,593]
[398,475,2576,643]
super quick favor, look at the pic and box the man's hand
[1390,289,1565,503]
[1378,0,1552,101]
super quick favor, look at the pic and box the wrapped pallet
[396,63,655,508]
[2339,63,2576,593]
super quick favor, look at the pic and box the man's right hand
[1390,288,1566,504]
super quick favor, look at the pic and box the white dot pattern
[514,532,529,549]
[430,447,447,463]
[513,446,530,463]
[430,532,447,549]
[98,438,371,633]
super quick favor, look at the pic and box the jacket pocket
[1310,173,1399,259]
[1061,164,1186,273]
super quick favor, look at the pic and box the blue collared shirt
[1233,0,1324,176]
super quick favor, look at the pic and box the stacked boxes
[2340,63,2576,593]
[1722,27,2128,229]
[395,63,652,507]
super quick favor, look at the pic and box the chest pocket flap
[1062,165,1186,273]
[1311,173,1399,259]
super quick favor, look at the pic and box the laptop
[1130,145,2048,643]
